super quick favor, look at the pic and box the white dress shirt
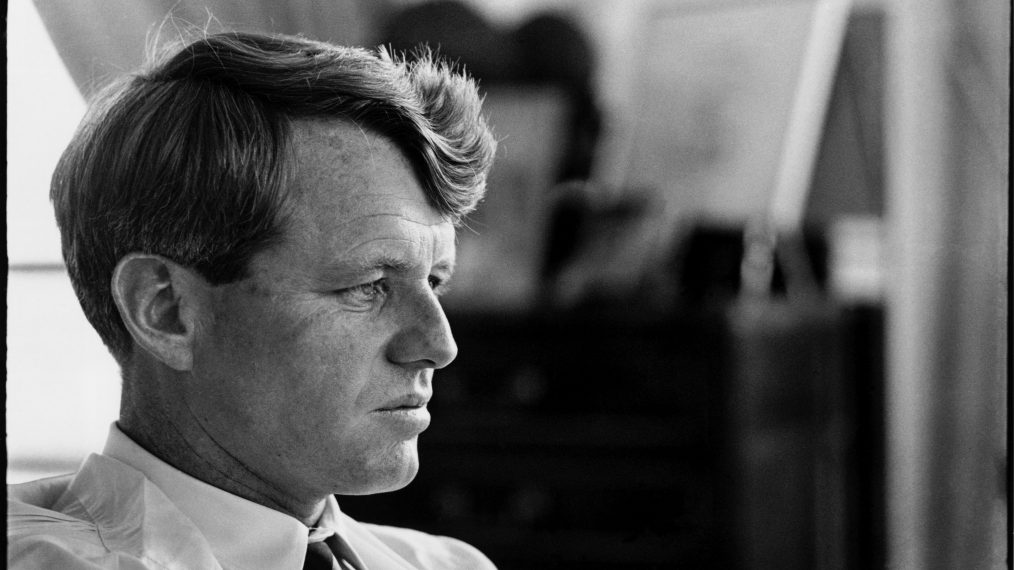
[7,424,496,570]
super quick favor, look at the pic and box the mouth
[375,394,430,413]
[372,396,432,435]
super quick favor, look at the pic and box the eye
[428,275,450,296]
[336,279,390,305]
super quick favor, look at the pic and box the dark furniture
[339,305,882,569]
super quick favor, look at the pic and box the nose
[385,286,458,370]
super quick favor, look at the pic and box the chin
[337,445,420,496]
[340,470,417,496]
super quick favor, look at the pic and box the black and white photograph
[6,0,1009,568]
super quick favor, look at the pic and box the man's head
[53,31,494,362]
[51,32,495,511]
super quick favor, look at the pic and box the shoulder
[7,496,122,569]
[359,523,498,570]
[7,475,100,552]
[8,459,216,570]
[7,530,130,570]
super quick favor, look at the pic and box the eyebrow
[353,253,413,273]
[330,253,456,278]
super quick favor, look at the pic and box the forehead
[266,119,454,272]
[285,118,446,232]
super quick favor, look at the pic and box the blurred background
[6,0,1008,568]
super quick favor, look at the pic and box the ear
[111,254,210,371]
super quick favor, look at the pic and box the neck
[118,359,327,526]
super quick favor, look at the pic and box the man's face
[187,119,457,500]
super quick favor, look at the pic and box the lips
[372,394,432,436]
[375,394,430,412]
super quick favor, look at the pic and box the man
[7,31,497,569]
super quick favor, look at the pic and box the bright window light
[6,2,120,483]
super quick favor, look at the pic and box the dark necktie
[303,540,336,570]
[305,535,365,570]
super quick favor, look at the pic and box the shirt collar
[313,494,345,539]
[102,423,321,570]
[312,495,369,569]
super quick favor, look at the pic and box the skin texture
[116,119,458,525]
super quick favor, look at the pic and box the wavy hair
[51,31,496,361]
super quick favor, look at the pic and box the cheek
[191,299,307,412]
[198,299,386,416]
[202,289,326,367]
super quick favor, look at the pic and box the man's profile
[7,31,497,569]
